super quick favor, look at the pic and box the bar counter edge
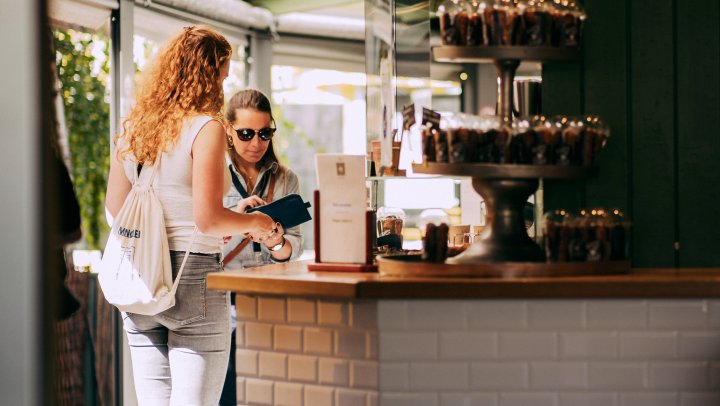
[206,260,720,299]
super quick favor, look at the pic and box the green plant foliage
[54,29,111,249]
[272,105,326,165]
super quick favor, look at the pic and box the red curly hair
[116,25,232,164]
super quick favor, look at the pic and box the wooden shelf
[412,162,595,179]
[432,45,579,63]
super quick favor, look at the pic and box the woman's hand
[261,223,285,248]
[234,195,266,213]
[245,211,275,240]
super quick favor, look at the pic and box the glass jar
[448,113,471,163]
[377,207,406,247]
[511,117,536,164]
[485,0,521,46]
[437,0,471,45]
[518,0,553,46]
[551,0,586,47]
[581,114,609,165]
[466,1,487,46]
[606,208,630,261]
[417,209,450,237]
[542,209,569,262]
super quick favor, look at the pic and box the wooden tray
[432,46,579,64]
[377,254,630,278]
[412,162,595,179]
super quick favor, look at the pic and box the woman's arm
[264,169,304,262]
[192,120,276,237]
[105,149,132,223]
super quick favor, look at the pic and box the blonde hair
[115,25,232,164]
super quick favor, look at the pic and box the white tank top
[122,115,223,253]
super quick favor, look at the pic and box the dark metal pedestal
[413,163,594,264]
[449,177,544,263]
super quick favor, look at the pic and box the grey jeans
[122,251,231,406]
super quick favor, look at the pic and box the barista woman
[219,89,303,405]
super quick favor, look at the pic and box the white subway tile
[619,392,677,406]
[409,362,468,391]
[586,301,647,328]
[336,388,368,406]
[559,393,617,406]
[351,301,378,329]
[530,362,587,389]
[275,382,303,406]
[408,301,467,330]
[336,330,367,359]
[379,332,438,361]
[680,389,720,406]
[288,298,316,324]
[380,393,438,406]
[236,322,245,347]
[439,332,497,360]
[499,332,557,360]
[620,332,677,359]
[367,332,378,359]
[708,301,720,328]
[246,378,274,405]
[680,392,720,406]
[649,362,709,389]
[379,363,409,391]
[258,352,287,380]
[258,297,285,322]
[350,360,379,389]
[469,362,528,389]
[467,301,527,329]
[245,322,273,350]
[288,354,317,383]
[367,392,378,406]
[499,393,557,406]
[236,294,257,320]
[588,362,645,389]
[236,349,258,377]
[378,301,408,330]
[649,301,708,328]
[560,332,617,359]
[305,385,334,406]
[528,301,585,328]
[275,325,303,352]
[236,377,246,404]
[319,358,350,386]
[319,300,349,326]
[711,362,720,386]
[440,393,497,406]
[304,327,334,355]
[679,332,720,360]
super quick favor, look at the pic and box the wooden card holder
[308,190,378,273]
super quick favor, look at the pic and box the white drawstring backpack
[98,154,195,315]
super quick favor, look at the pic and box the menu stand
[307,190,378,273]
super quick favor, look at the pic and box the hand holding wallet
[245,193,312,229]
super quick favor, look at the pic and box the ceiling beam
[249,0,360,14]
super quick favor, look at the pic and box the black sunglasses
[235,127,276,141]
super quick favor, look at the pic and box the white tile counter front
[232,296,720,406]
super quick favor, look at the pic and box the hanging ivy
[54,29,111,249]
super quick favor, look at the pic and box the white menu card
[315,154,367,263]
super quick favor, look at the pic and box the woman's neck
[232,154,259,184]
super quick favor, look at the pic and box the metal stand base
[447,177,545,264]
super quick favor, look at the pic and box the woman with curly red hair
[105,25,276,404]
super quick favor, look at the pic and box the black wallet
[246,194,312,229]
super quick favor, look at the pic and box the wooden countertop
[206,260,720,299]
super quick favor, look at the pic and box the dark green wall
[542,0,720,267]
